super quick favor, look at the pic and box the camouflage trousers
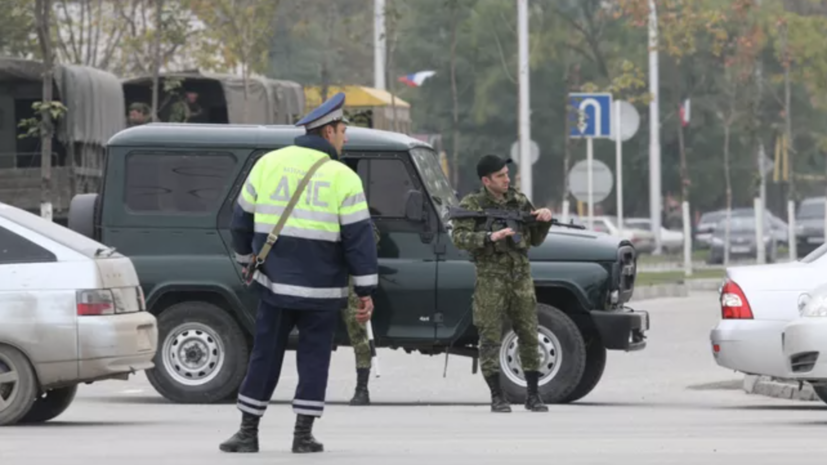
[341,280,371,369]
[472,270,540,378]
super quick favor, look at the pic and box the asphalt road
[4,291,827,464]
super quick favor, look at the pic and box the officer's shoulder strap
[251,155,331,268]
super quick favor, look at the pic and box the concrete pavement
[3,291,827,464]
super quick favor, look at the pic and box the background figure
[342,220,381,405]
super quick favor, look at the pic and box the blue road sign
[568,92,613,138]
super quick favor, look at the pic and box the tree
[706,0,765,264]
[616,0,730,207]
[188,0,282,123]
[0,0,36,56]
[34,0,56,220]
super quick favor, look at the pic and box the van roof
[107,123,432,152]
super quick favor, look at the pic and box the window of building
[124,151,237,214]
[0,226,56,264]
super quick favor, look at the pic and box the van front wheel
[146,301,249,404]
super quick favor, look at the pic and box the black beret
[476,154,512,178]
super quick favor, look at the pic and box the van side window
[352,158,417,218]
[125,151,237,214]
[0,226,56,264]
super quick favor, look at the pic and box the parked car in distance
[710,242,827,404]
[0,202,157,426]
[795,196,825,258]
[782,282,827,400]
[695,210,726,249]
[589,216,655,253]
[707,216,777,264]
[623,217,683,254]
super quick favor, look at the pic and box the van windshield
[409,147,458,215]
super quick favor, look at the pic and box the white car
[709,243,827,404]
[623,217,684,254]
[781,283,827,388]
[588,216,655,253]
[0,202,158,426]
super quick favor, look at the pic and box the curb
[630,278,721,301]
[742,374,820,402]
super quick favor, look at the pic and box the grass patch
[636,268,725,286]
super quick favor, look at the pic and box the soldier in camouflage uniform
[342,220,381,405]
[450,154,553,413]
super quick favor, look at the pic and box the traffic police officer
[219,92,379,454]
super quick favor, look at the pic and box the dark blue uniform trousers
[236,300,339,418]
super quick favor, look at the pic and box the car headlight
[798,293,811,316]
[801,293,827,317]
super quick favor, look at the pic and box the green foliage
[17,101,68,139]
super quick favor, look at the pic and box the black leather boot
[484,374,511,413]
[349,368,371,405]
[292,414,324,453]
[219,412,260,453]
[524,371,549,412]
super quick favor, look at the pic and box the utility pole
[517,0,532,201]
[648,0,662,254]
[374,0,386,90]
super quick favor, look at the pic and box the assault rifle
[445,206,586,243]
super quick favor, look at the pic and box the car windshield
[624,220,650,231]
[798,199,825,219]
[0,203,120,258]
[699,211,725,224]
[409,147,458,216]
[717,217,755,232]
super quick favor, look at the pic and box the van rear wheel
[146,301,248,404]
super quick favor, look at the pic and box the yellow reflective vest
[230,138,379,311]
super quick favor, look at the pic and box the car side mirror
[404,190,425,222]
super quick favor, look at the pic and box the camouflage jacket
[450,186,551,274]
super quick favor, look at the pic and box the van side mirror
[404,190,425,222]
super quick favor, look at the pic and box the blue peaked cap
[295,92,348,131]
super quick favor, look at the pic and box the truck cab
[68,123,648,405]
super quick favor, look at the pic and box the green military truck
[67,123,649,405]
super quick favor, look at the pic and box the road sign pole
[615,100,623,236]
[587,137,594,230]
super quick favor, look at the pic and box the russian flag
[679,99,690,127]
[398,70,436,87]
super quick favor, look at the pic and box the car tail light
[720,280,753,319]
[77,289,115,316]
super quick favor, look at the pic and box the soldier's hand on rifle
[532,208,553,222]
[491,228,516,241]
[356,296,374,323]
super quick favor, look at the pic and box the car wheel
[146,301,249,404]
[19,385,78,423]
[0,345,38,426]
[812,384,827,405]
[558,336,607,403]
[498,303,587,404]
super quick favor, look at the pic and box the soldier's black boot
[524,371,549,412]
[484,374,511,413]
[292,414,324,453]
[219,412,260,453]
[349,368,371,406]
